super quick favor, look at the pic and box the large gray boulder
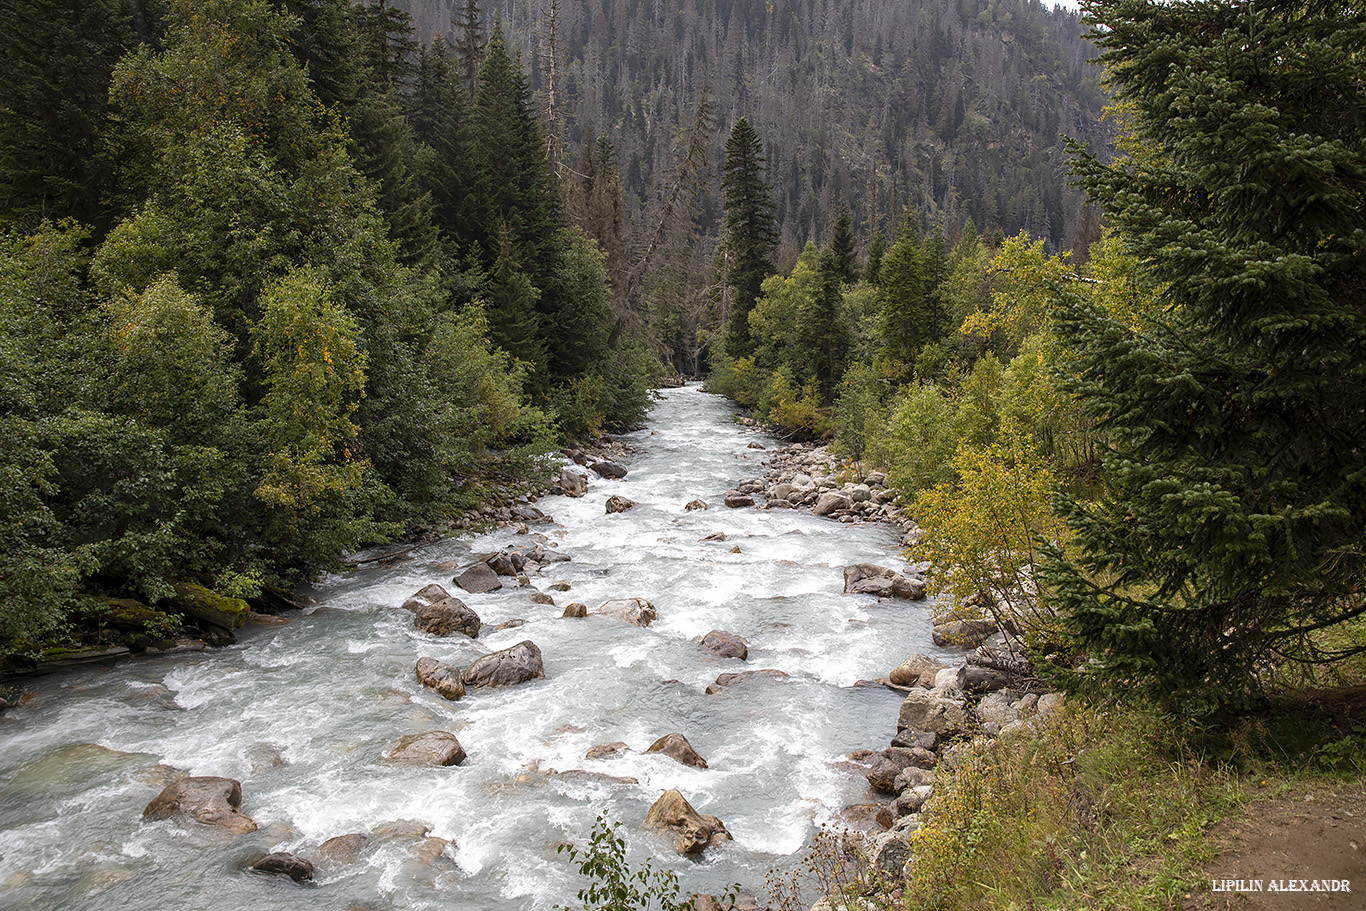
[401,584,453,613]
[704,669,789,694]
[843,564,927,600]
[643,789,731,855]
[812,491,851,516]
[453,562,502,594]
[896,688,970,735]
[413,598,481,638]
[143,776,257,834]
[888,654,947,687]
[387,731,466,766]
[415,657,466,701]
[591,461,628,479]
[594,598,657,626]
[462,640,545,688]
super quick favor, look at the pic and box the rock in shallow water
[143,776,257,834]
[248,851,314,883]
[645,733,708,768]
[594,598,657,626]
[698,629,748,660]
[413,598,481,638]
[387,731,466,766]
[643,789,731,854]
[415,657,465,701]
[462,640,545,688]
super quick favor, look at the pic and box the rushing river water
[0,385,951,911]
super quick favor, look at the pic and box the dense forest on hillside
[402,0,1107,251]
[0,0,656,655]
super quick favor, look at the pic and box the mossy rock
[172,583,251,632]
[101,598,180,634]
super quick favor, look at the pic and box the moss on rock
[172,583,251,631]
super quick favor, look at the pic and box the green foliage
[559,816,735,911]
[911,430,1065,643]
[251,266,386,567]
[1045,0,1366,712]
[833,363,885,470]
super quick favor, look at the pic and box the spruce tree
[827,203,858,285]
[720,117,778,359]
[1046,0,1366,712]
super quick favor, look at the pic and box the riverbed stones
[462,640,545,688]
[683,499,708,511]
[387,731,466,766]
[605,494,636,514]
[932,617,995,648]
[315,833,372,868]
[896,688,970,735]
[645,733,708,768]
[529,592,555,605]
[453,562,502,594]
[704,668,789,693]
[248,851,314,883]
[561,602,587,618]
[586,741,631,760]
[843,564,927,600]
[812,491,852,516]
[723,491,755,508]
[594,598,657,626]
[698,630,748,660]
[643,789,731,854]
[560,465,591,497]
[413,598,481,638]
[974,691,1021,731]
[590,461,628,479]
[143,776,257,834]
[889,654,947,688]
[415,657,466,701]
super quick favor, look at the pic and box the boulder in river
[143,776,257,834]
[594,598,657,626]
[590,461,628,479]
[413,598,481,638]
[462,640,545,688]
[561,602,588,618]
[643,789,731,855]
[171,583,250,632]
[842,564,926,600]
[723,492,755,508]
[585,741,631,760]
[683,499,708,511]
[645,733,708,768]
[698,630,748,660]
[248,851,314,883]
[315,833,372,869]
[415,657,466,701]
[704,669,789,694]
[605,495,636,514]
[560,465,591,497]
[888,654,947,688]
[401,584,453,612]
[387,731,466,766]
[453,562,502,594]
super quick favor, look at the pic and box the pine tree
[0,0,140,233]
[454,0,485,101]
[1045,0,1366,712]
[720,117,778,358]
[877,219,927,380]
[827,203,858,285]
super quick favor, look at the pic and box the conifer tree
[720,117,778,358]
[877,220,927,380]
[1046,0,1366,711]
[827,203,858,285]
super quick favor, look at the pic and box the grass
[771,686,1366,911]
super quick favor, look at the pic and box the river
[0,385,950,911]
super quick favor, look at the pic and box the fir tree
[720,117,778,359]
[827,202,858,285]
[1046,0,1366,712]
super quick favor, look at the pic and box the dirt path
[1183,781,1366,910]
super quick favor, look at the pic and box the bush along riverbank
[0,439,635,682]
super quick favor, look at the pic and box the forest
[3,0,1365,724]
